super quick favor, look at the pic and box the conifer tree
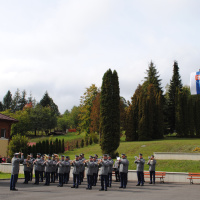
[3,90,12,110]
[100,69,120,156]
[168,61,183,133]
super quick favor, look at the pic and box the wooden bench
[144,171,166,183]
[187,173,200,184]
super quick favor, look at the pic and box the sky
[0,0,200,114]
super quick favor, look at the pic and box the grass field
[62,137,200,172]
[0,172,24,179]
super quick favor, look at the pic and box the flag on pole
[190,71,200,95]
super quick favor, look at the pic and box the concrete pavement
[0,178,199,200]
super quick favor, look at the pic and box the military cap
[14,153,19,156]
[61,155,65,157]
[37,153,41,156]
[121,153,126,156]
[89,156,93,159]
[94,154,98,157]
[103,154,108,157]
[65,156,69,159]
[139,153,143,156]
[75,155,79,158]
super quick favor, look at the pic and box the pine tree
[40,91,60,116]
[0,102,3,111]
[45,140,49,154]
[194,95,200,137]
[3,90,12,110]
[100,69,120,155]
[62,139,65,153]
[11,89,21,112]
[168,61,183,133]
[18,90,27,110]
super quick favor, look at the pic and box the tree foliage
[8,134,29,158]
[100,69,120,156]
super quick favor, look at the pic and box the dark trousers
[120,172,127,188]
[73,174,79,187]
[137,171,144,185]
[100,175,108,190]
[87,175,93,189]
[93,173,97,186]
[10,174,18,190]
[45,172,50,185]
[51,172,55,183]
[59,173,64,186]
[79,171,84,183]
[108,173,112,187]
[39,171,44,182]
[115,171,120,181]
[35,170,40,184]
[24,171,30,183]
[30,169,33,181]
[150,171,155,183]
[64,173,69,183]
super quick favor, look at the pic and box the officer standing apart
[71,155,81,188]
[118,154,129,189]
[99,154,109,191]
[147,155,156,184]
[10,152,24,191]
[135,153,145,186]
[57,155,66,187]
[85,156,94,190]
[107,155,114,187]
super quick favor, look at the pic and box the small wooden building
[0,113,18,157]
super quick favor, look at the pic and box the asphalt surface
[0,178,199,200]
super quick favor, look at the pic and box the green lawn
[62,138,200,172]
[0,172,24,179]
[29,132,85,143]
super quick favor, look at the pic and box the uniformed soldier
[33,153,42,185]
[51,155,57,183]
[64,156,71,184]
[135,153,145,186]
[147,155,156,184]
[93,156,99,186]
[57,155,66,187]
[39,155,45,182]
[29,153,35,181]
[44,154,53,186]
[118,154,129,189]
[107,155,114,187]
[71,155,81,188]
[79,153,85,184]
[10,152,24,191]
[99,154,109,191]
[85,156,95,190]
[23,155,32,184]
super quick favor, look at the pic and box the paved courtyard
[0,178,199,200]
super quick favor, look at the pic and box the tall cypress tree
[168,61,183,133]
[100,69,120,156]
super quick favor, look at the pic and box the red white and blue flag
[190,71,200,95]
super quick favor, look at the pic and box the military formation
[10,152,156,191]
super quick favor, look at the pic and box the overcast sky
[0,0,200,114]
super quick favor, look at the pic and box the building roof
[0,113,19,123]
